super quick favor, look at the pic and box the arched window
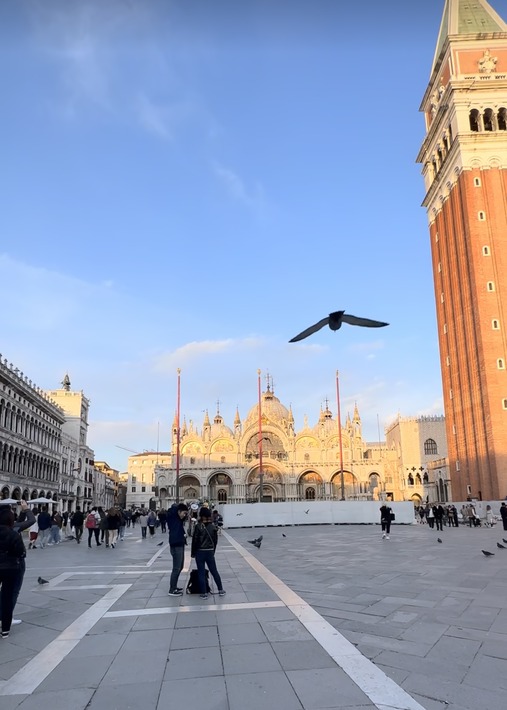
[423,472,429,484]
[408,474,414,486]
[217,489,227,502]
[469,109,480,131]
[416,473,422,485]
[483,108,494,131]
[424,439,438,455]
[498,107,507,130]
[305,487,316,500]
[498,359,505,370]
[493,319,500,330]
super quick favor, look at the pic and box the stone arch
[330,470,358,499]
[1,485,10,499]
[297,471,324,499]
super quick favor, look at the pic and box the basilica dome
[210,413,233,439]
[245,387,290,426]
[313,406,338,437]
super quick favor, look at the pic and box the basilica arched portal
[247,464,283,502]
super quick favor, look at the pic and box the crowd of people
[414,502,505,529]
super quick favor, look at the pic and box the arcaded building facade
[417,0,507,501]
[0,356,65,503]
[155,385,404,505]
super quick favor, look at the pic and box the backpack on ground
[186,569,210,594]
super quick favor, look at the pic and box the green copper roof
[457,0,505,33]
[432,0,507,73]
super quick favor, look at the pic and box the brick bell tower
[417,0,507,502]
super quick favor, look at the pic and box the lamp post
[257,369,264,502]
[335,370,345,501]
[175,368,181,503]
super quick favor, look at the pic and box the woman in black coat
[0,507,27,638]
[191,507,226,599]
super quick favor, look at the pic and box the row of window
[0,444,59,481]
[469,108,507,132]
[0,399,60,452]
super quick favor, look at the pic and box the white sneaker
[386,536,390,540]
[11,619,22,625]
[382,532,386,539]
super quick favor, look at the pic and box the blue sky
[3,0,501,471]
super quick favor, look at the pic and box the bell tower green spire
[432,0,507,75]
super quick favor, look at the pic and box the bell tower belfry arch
[417,0,507,501]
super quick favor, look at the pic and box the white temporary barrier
[221,500,416,528]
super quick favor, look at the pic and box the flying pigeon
[437,538,443,543]
[258,436,271,444]
[497,542,506,549]
[289,310,389,343]
[482,550,495,557]
[38,576,49,585]
[247,535,263,547]
[157,541,164,546]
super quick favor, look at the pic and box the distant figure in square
[379,504,392,540]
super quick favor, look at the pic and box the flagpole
[336,370,345,501]
[175,368,181,503]
[257,369,264,502]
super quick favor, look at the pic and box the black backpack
[186,569,210,594]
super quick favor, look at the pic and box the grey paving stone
[271,640,338,671]
[158,675,228,710]
[120,628,172,653]
[225,671,303,710]
[260,619,314,642]
[168,624,219,650]
[174,610,217,628]
[286,668,373,708]
[164,647,223,680]
[100,650,167,686]
[67,633,128,658]
[218,621,267,645]
[16,688,94,710]
[36,654,114,692]
[215,608,258,625]
[222,642,282,675]
[88,617,136,634]
[463,652,507,690]
[132,613,177,631]
[0,695,26,710]
[87,681,162,710]
[253,605,295,622]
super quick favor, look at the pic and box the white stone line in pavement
[104,600,286,617]
[223,531,425,710]
[0,584,130,696]
[146,543,168,567]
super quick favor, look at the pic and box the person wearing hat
[191,507,226,599]
[167,502,189,596]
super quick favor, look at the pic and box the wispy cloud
[213,162,266,212]
[153,338,264,371]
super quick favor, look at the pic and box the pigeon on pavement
[496,542,506,549]
[289,311,389,343]
[437,538,443,543]
[157,541,164,546]
[482,550,495,557]
[38,576,49,585]
[503,539,507,544]
[282,533,286,537]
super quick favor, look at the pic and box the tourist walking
[71,507,84,543]
[427,505,435,529]
[37,506,52,548]
[434,505,444,532]
[85,508,101,547]
[158,509,167,533]
[500,503,507,531]
[106,507,121,548]
[0,506,28,638]
[379,504,393,540]
[147,509,157,537]
[118,509,126,541]
[138,510,148,539]
[167,503,189,596]
[50,511,63,545]
[191,506,226,599]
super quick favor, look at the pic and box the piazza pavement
[0,517,506,709]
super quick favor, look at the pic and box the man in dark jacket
[167,503,188,596]
[37,507,52,548]
[71,507,84,543]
